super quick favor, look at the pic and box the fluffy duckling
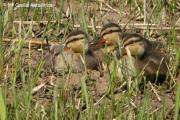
[120,33,169,82]
[44,30,102,73]
[94,23,161,51]
[90,23,124,79]
[64,30,103,71]
[94,23,169,82]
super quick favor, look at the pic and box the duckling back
[135,50,169,82]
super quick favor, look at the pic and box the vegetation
[0,0,179,119]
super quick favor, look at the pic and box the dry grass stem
[31,83,46,94]
[12,21,180,30]
[3,38,59,46]
[148,81,161,102]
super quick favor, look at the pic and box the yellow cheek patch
[67,40,86,53]
[103,32,119,44]
[125,43,145,57]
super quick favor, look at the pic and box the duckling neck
[139,40,152,60]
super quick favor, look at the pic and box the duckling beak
[90,37,106,45]
[64,46,70,51]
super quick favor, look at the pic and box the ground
[1,0,180,119]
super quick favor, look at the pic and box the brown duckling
[44,30,102,73]
[63,30,103,71]
[93,23,169,82]
[120,33,169,82]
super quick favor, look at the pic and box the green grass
[0,0,4,81]
[0,0,179,119]
[0,88,6,120]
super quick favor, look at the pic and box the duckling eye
[109,30,113,33]
[138,42,144,46]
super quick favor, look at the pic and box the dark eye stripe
[123,39,142,47]
[66,30,86,38]
[66,37,85,44]
[102,29,121,37]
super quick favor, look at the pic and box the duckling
[44,30,102,73]
[93,23,169,82]
[64,30,104,71]
[120,34,169,82]
[94,23,161,51]
[90,23,124,79]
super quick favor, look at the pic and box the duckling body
[54,48,84,73]
[135,51,168,81]
[44,44,82,73]
[120,32,168,81]
[84,49,102,70]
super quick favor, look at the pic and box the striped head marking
[122,34,146,58]
[64,30,89,53]
[100,23,122,45]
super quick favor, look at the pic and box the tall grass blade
[0,0,4,81]
[174,84,180,120]
[0,88,6,120]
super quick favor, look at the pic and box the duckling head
[121,37,146,59]
[97,23,122,46]
[64,30,90,53]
